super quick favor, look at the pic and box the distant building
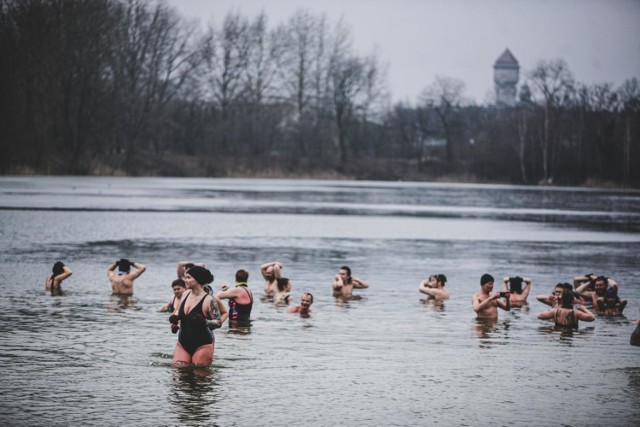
[493,48,519,107]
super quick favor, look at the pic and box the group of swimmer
[45,260,640,367]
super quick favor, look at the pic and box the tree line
[1,0,639,186]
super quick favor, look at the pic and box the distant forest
[1,0,639,187]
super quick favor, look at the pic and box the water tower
[493,48,519,107]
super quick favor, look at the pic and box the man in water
[472,273,510,319]
[107,258,146,295]
[594,287,627,316]
[216,269,253,326]
[288,293,313,316]
[575,275,619,303]
[332,265,369,297]
[261,261,282,296]
[537,282,586,307]
[419,274,449,300]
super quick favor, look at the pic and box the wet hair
[509,276,524,294]
[436,274,447,287]
[561,282,573,290]
[561,288,574,309]
[171,279,186,289]
[236,269,249,283]
[187,266,214,286]
[480,273,494,286]
[595,276,608,286]
[52,261,65,276]
[340,266,352,277]
[302,292,314,304]
[277,277,290,292]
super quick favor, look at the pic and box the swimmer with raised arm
[502,276,532,307]
[472,273,510,319]
[261,261,282,296]
[45,261,72,293]
[107,258,146,296]
[419,274,449,300]
[333,265,368,297]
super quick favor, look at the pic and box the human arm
[520,278,532,299]
[107,262,118,277]
[496,292,511,311]
[54,266,73,283]
[352,277,369,289]
[502,277,509,292]
[127,262,146,279]
[333,274,344,290]
[472,293,499,313]
[536,294,554,307]
[575,282,594,300]
[260,261,282,278]
[575,305,595,322]
[215,284,238,300]
[419,279,434,296]
[538,308,555,320]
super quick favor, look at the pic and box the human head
[339,266,352,283]
[171,279,186,297]
[117,258,131,274]
[277,277,291,292]
[435,274,447,287]
[236,269,249,283]
[186,266,214,288]
[480,273,494,288]
[301,292,313,308]
[560,288,574,309]
[604,287,619,306]
[594,276,608,296]
[52,261,65,275]
[552,283,565,297]
[509,276,523,294]
[264,265,276,280]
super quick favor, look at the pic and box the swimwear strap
[236,283,248,287]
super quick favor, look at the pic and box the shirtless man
[419,274,449,300]
[575,275,617,303]
[502,276,532,307]
[45,261,73,293]
[537,282,586,307]
[288,293,313,315]
[594,287,627,316]
[332,265,369,297]
[107,258,146,295]
[261,261,282,296]
[472,273,510,319]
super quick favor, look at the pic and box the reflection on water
[1,177,639,426]
[170,366,221,425]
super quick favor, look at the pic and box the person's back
[216,269,253,325]
[108,259,145,295]
[46,261,72,292]
[539,289,594,329]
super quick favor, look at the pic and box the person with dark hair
[501,276,532,307]
[575,275,617,302]
[537,282,586,307]
[538,288,595,329]
[261,261,283,296]
[45,261,72,292]
[274,277,293,304]
[419,274,449,300]
[107,258,146,295]
[288,293,313,316]
[171,266,227,366]
[631,320,640,347]
[177,261,206,279]
[332,265,369,297]
[594,287,627,317]
[472,273,510,319]
[159,279,187,312]
[216,269,253,326]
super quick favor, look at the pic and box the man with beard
[332,265,369,297]
[261,261,282,296]
[575,275,618,303]
[288,293,314,316]
[419,274,449,301]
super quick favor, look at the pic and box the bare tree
[419,76,468,164]
[528,59,574,183]
[618,77,640,184]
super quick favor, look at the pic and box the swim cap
[480,273,494,286]
[187,266,214,286]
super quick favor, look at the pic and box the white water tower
[493,48,519,107]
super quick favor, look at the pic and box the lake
[0,176,639,426]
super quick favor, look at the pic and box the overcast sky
[167,0,640,105]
